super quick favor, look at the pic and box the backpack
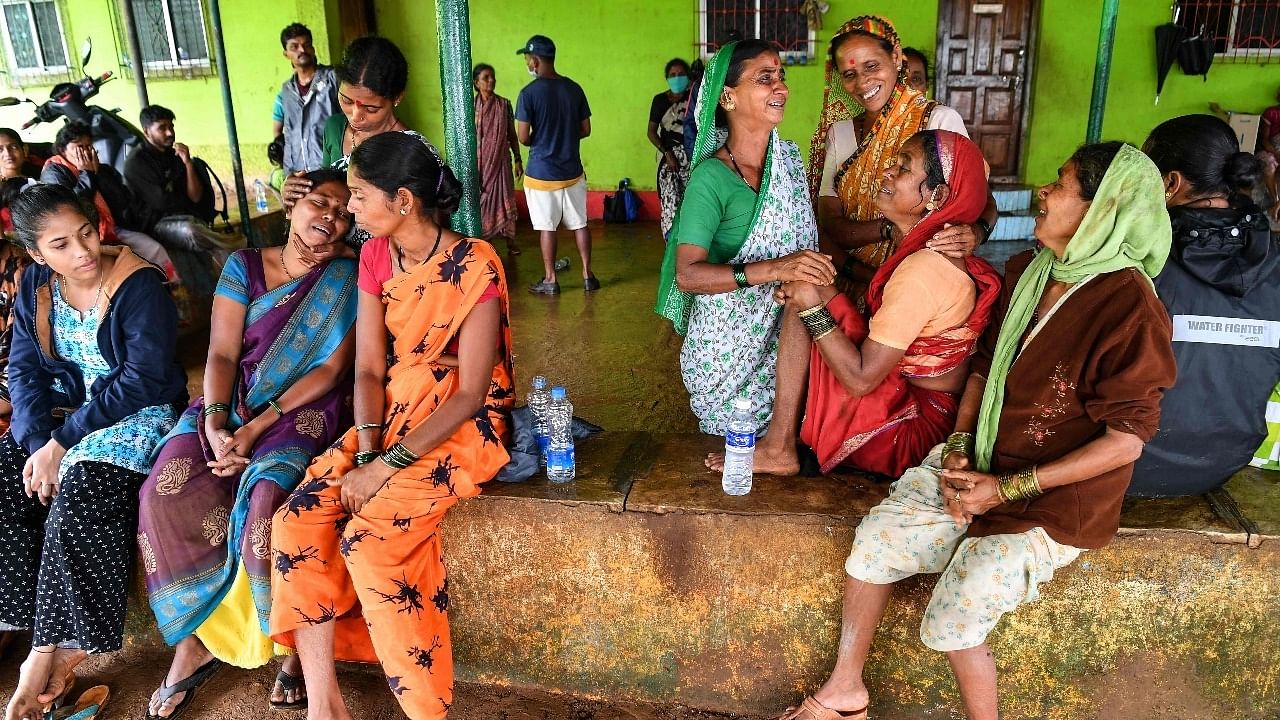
[603,177,641,223]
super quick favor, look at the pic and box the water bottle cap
[532,375,546,390]
[732,397,751,410]
[551,386,566,400]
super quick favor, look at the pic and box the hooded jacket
[9,245,188,456]
[1131,204,1280,496]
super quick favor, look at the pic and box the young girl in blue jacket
[0,183,187,720]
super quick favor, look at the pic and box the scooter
[6,38,144,177]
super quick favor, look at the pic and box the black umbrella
[1177,25,1215,80]
[1154,22,1185,104]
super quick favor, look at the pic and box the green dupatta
[655,41,774,335]
[974,144,1172,471]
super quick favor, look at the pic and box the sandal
[777,695,869,720]
[54,686,109,720]
[269,668,307,711]
[145,657,223,720]
[41,670,76,716]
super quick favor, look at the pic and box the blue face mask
[667,75,690,94]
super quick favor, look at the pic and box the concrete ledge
[121,432,1280,718]
[444,433,1280,719]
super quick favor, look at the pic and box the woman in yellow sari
[810,16,997,301]
[269,131,514,720]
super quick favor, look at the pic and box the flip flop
[776,695,869,720]
[55,685,109,720]
[145,657,223,720]
[39,670,76,719]
[269,668,308,711]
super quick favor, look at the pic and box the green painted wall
[0,0,334,184]
[381,0,1275,191]
[2,1,1274,193]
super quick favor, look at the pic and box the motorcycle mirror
[0,97,20,107]
[79,37,92,68]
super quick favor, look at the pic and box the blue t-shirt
[515,76,591,182]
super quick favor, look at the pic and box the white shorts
[525,178,588,232]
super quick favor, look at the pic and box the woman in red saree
[269,132,513,720]
[715,130,1000,478]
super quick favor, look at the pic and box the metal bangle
[732,263,750,289]
[202,403,231,418]
[354,423,382,432]
[268,400,284,417]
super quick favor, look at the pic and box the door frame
[935,0,1041,184]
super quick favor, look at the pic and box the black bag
[603,177,641,223]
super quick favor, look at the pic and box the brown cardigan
[969,250,1177,549]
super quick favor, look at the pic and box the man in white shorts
[515,35,599,294]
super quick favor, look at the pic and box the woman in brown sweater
[777,142,1177,720]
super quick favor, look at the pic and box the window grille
[0,0,70,82]
[1177,0,1279,63]
[112,0,216,79]
[698,0,815,64]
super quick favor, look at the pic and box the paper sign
[973,3,1004,13]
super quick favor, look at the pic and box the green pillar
[436,0,481,236]
[1086,0,1120,144]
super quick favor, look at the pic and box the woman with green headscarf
[776,143,1176,720]
[655,40,833,435]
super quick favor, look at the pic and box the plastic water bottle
[527,375,552,467]
[253,179,268,213]
[721,398,755,496]
[546,386,576,483]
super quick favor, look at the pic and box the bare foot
[149,636,214,718]
[6,649,53,720]
[269,654,307,706]
[704,444,800,476]
[34,647,85,706]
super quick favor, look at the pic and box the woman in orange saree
[712,130,1000,479]
[269,132,514,720]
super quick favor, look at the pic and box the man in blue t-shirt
[515,35,598,295]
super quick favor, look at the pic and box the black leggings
[0,433,145,652]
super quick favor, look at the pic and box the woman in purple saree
[136,169,358,719]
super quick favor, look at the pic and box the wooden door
[338,0,376,48]
[936,0,1037,183]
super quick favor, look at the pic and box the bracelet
[354,451,380,466]
[268,400,284,417]
[354,423,382,432]
[202,402,231,418]
[732,263,750,289]
[997,466,1043,502]
[800,306,838,339]
[975,216,995,244]
[942,431,975,459]
[880,218,895,242]
[379,442,420,470]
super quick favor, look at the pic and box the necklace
[395,224,444,273]
[279,241,298,281]
[727,146,758,192]
[59,269,104,322]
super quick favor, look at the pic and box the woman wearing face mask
[810,16,998,303]
[137,169,358,719]
[648,58,692,238]
[0,184,186,720]
[656,40,833,436]
[472,63,523,255]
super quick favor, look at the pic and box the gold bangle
[812,326,837,342]
[797,303,828,319]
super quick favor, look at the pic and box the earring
[1164,191,1174,201]
[400,208,409,215]
[925,202,935,211]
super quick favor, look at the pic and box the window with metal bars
[697,0,815,63]
[0,0,69,80]
[113,0,215,78]
[1177,0,1279,62]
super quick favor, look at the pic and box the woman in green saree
[655,40,835,435]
